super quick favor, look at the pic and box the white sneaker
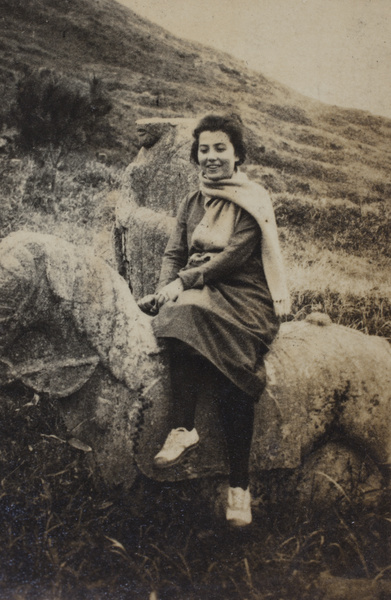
[153,427,199,468]
[226,486,252,527]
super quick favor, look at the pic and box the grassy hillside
[1,0,391,202]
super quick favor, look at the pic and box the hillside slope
[1,0,391,206]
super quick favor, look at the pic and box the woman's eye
[216,146,226,152]
[199,148,208,153]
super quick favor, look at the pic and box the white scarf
[199,171,291,316]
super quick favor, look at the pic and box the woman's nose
[206,149,217,161]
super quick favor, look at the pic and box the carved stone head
[135,119,168,149]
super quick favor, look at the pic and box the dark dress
[152,190,280,400]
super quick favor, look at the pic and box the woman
[139,114,290,527]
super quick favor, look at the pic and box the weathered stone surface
[0,231,390,501]
[0,231,167,489]
[116,118,198,220]
[0,230,159,390]
[59,363,164,489]
[257,316,391,468]
[114,118,198,293]
[0,354,99,398]
[119,206,175,299]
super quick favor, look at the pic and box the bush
[13,69,112,165]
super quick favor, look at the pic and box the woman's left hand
[156,278,184,308]
[273,295,291,318]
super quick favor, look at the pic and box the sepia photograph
[0,0,390,598]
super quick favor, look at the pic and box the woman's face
[197,130,238,180]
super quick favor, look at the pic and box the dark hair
[190,113,247,166]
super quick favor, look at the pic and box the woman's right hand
[273,295,291,318]
[137,294,159,315]
[155,278,184,308]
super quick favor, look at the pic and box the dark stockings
[168,340,255,490]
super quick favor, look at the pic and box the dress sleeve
[178,210,261,290]
[156,197,189,291]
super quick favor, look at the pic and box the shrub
[13,69,112,166]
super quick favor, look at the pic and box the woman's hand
[156,278,184,308]
[273,296,291,318]
[137,294,159,315]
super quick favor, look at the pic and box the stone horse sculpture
[0,230,390,511]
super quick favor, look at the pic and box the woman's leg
[218,382,255,490]
[154,339,203,467]
[204,362,255,525]
[168,339,204,431]
[205,362,255,490]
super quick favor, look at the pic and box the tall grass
[274,193,391,259]
[290,288,391,340]
[0,386,389,599]
[0,155,121,262]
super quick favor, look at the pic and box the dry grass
[2,0,391,208]
[0,155,120,263]
[3,413,389,593]
[0,387,389,600]
[281,237,391,339]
